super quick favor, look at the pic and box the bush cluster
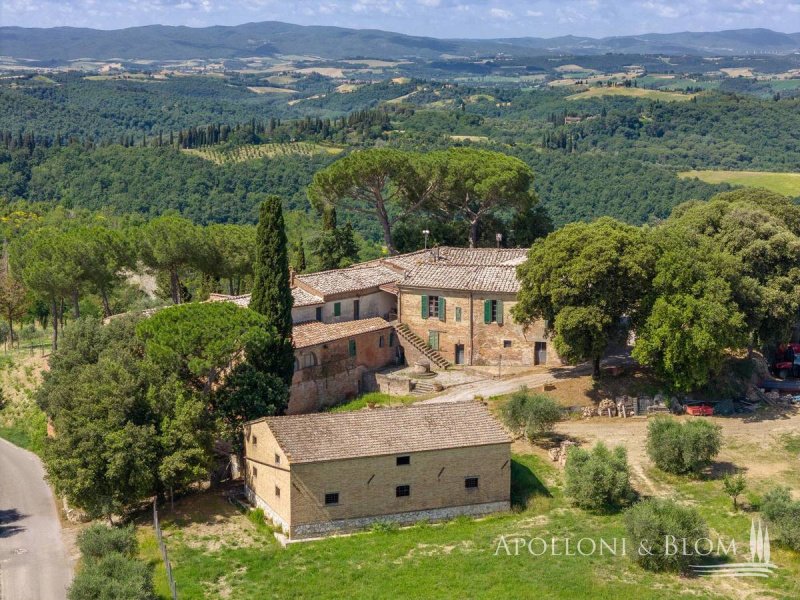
[762,487,800,551]
[68,524,156,600]
[565,443,634,510]
[646,416,721,475]
[500,387,562,442]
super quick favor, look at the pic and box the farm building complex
[243,401,512,538]
[211,246,559,412]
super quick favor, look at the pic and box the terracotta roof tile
[297,264,402,296]
[292,317,392,349]
[400,264,520,293]
[257,401,510,464]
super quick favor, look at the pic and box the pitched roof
[400,264,520,294]
[256,401,510,464]
[296,264,401,296]
[292,317,392,349]
[291,287,324,307]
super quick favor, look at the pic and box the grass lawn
[678,170,800,197]
[567,87,696,102]
[326,392,418,413]
[0,347,48,455]
[142,447,800,599]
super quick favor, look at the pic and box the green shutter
[348,339,356,357]
[428,330,439,351]
[496,299,504,325]
[484,300,492,324]
[455,307,462,322]
[439,297,446,322]
[421,295,429,319]
[334,302,341,317]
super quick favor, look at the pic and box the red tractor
[773,343,800,379]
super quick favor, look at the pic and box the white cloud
[489,7,513,19]
[526,9,543,17]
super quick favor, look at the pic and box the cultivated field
[567,87,696,101]
[183,142,344,165]
[246,86,297,94]
[679,170,800,197]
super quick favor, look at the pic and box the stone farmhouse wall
[290,326,397,413]
[287,443,510,538]
[398,288,559,367]
[292,289,396,325]
[243,423,292,531]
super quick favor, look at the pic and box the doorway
[454,344,465,365]
[534,341,547,365]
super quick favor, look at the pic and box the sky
[3,0,800,38]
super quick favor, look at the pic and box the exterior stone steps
[411,380,436,396]
[394,323,451,369]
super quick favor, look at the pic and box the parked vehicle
[772,343,800,379]
[685,404,714,416]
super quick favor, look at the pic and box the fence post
[153,499,178,600]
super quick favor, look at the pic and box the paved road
[0,438,71,600]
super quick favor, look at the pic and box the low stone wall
[375,373,413,396]
[245,485,289,534]
[290,501,510,539]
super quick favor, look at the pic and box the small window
[252,435,258,446]
[396,455,410,466]
[491,300,498,323]
[353,299,360,320]
[396,485,410,498]
[455,306,462,322]
[348,339,356,357]
[389,331,396,347]
[275,486,281,498]
[274,453,281,465]
[325,492,339,505]
[315,306,323,321]
[334,302,341,317]
[503,340,512,348]
[465,477,479,489]
[379,335,385,348]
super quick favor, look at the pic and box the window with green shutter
[348,339,356,357]
[455,306,462,322]
[428,330,439,351]
[496,299,504,324]
[483,299,492,324]
[421,295,429,319]
[484,299,503,324]
[334,302,341,317]
[438,297,446,322]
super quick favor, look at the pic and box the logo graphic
[691,519,777,578]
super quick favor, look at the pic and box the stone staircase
[410,380,436,396]
[394,323,450,370]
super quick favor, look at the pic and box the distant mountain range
[2,22,799,63]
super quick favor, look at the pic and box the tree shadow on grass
[510,459,551,510]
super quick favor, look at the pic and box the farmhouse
[243,400,511,539]
[211,246,560,411]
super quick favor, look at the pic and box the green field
[183,142,344,165]
[141,447,800,599]
[567,87,697,102]
[679,170,800,197]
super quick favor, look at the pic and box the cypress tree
[250,195,294,340]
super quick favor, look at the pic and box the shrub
[721,472,747,509]
[77,524,137,562]
[68,553,156,600]
[565,443,634,510]
[624,498,708,573]
[646,417,721,475]
[762,486,800,551]
[501,387,562,441]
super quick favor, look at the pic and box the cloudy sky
[3,1,800,37]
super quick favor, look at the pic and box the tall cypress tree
[250,196,294,386]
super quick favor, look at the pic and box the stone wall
[242,423,292,528]
[398,288,559,367]
[288,443,511,532]
[289,326,398,413]
[291,501,510,539]
[376,373,413,396]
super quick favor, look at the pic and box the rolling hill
[1,22,799,63]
